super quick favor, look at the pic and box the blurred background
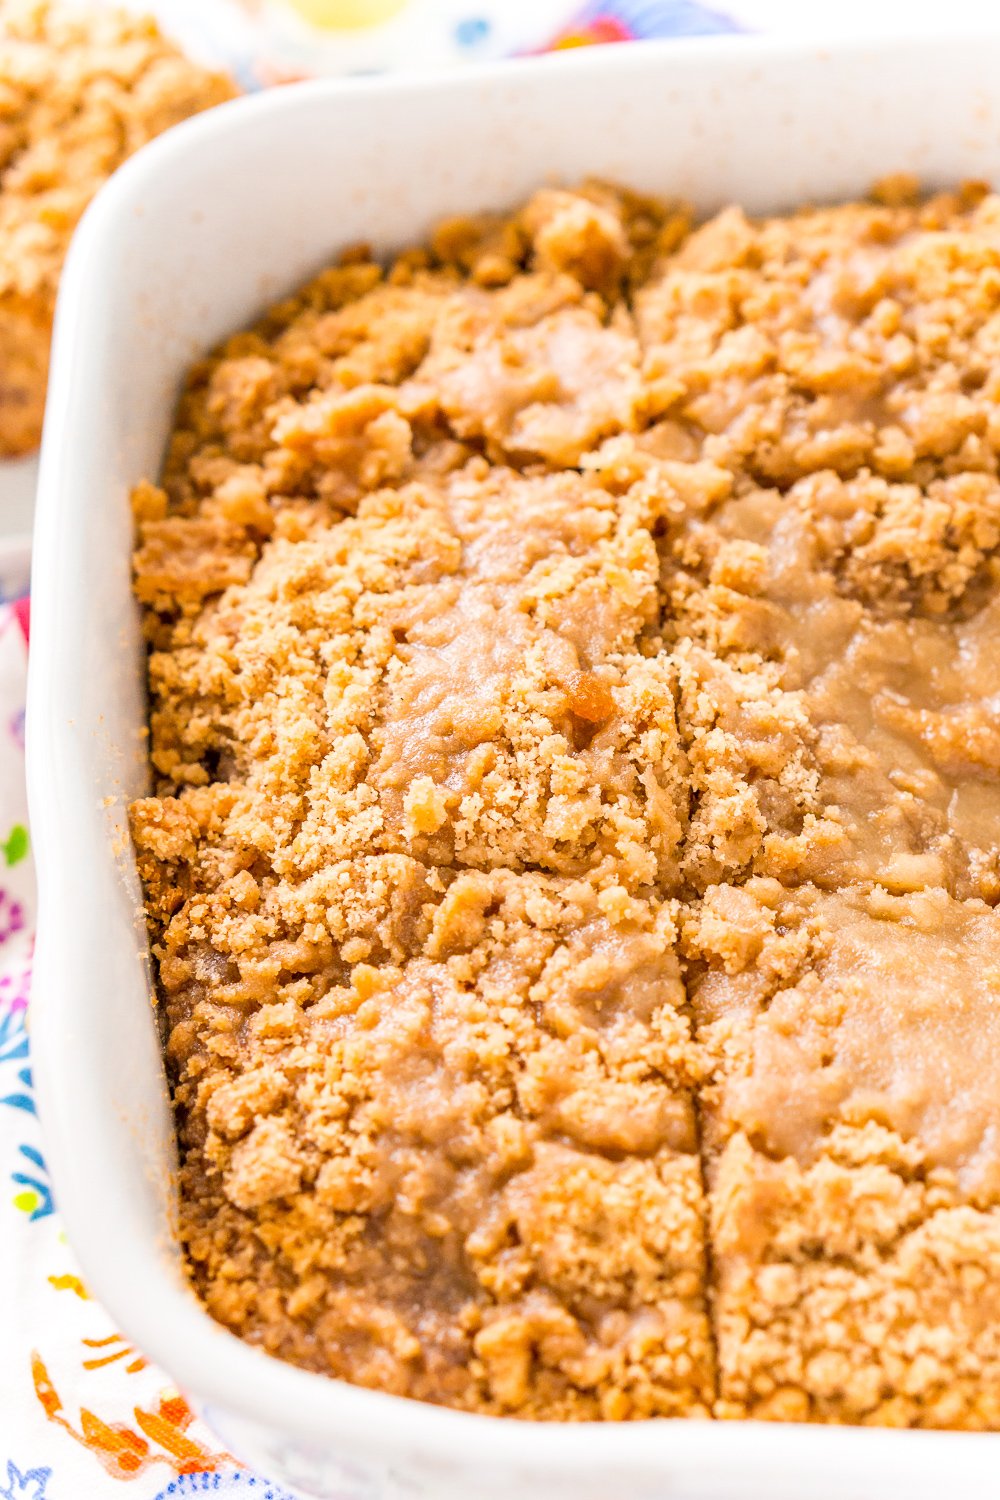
[55,0,1000,87]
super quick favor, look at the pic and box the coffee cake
[131,178,1000,1425]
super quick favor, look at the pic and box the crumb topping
[132,177,1000,1424]
[0,1,236,453]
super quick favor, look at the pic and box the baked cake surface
[131,177,1000,1424]
[0,0,236,454]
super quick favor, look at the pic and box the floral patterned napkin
[0,540,264,1500]
[129,1,743,86]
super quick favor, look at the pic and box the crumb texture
[131,177,1000,1424]
[0,0,236,454]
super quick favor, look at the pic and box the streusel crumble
[0,1,236,455]
[131,177,1000,1425]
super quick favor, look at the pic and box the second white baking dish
[27,33,1000,1500]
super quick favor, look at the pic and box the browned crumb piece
[137,850,715,1416]
[130,422,715,1416]
[0,1,236,455]
[635,182,1000,492]
[134,460,688,882]
[637,184,1000,905]
[684,879,1000,1427]
[131,177,1000,1424]
[658,470,1000,901]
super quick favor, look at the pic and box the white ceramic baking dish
[26,34,1000,1500]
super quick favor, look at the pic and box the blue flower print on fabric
[0,1462,51,1500]
[153,1470,299,1499]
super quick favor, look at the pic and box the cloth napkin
[7,2,1000,1496]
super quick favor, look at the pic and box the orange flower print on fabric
[46,1274,89,1300]
[31,1353,233,1483]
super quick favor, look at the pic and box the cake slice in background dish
[0,1,237,457]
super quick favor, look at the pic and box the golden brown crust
[0,1,236,455]
[132,178,1000,1423]
[685,880,1000,1427]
